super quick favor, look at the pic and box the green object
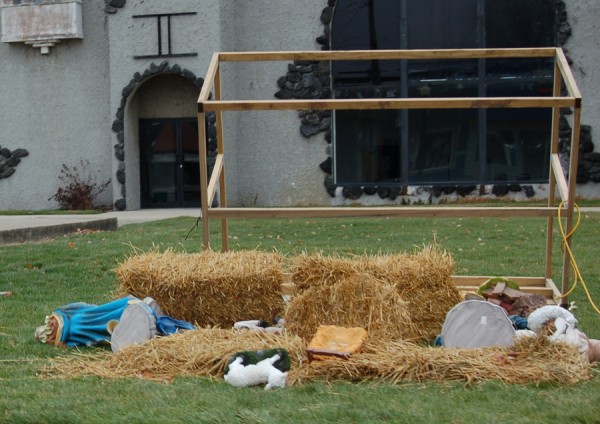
[225,348,291,375]
[477,277,520,296]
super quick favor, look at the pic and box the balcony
[1,0,83,54]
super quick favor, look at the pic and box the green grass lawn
[1,213,600,423]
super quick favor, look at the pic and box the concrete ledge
[0,218,118,244]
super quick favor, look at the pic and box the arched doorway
[128,74,201,208]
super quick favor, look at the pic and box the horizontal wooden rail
[217,48,558,62]
[207,206,566,219]
[200,97,576,113]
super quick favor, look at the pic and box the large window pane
[408,59,480,98]
[330,0,558,188]
[334,110,401,185]
[486,0,557,48]
[408,109,480,184]
[486,108,551,183]
[407,0,479,49]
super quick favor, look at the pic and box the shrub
[48,160,111,210]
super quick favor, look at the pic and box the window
[331,0,557,186]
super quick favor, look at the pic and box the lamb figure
[224,354,287,390]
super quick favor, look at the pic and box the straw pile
[288,335,593,386]
[41,328,306,382]
[41,331,592,386]
[114,250,285,327]
[285,246,461,342]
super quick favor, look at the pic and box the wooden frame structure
[197,48,582,306]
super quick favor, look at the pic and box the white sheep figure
[527,305,578,333]
[224,354,287,390]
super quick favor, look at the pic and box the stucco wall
[0,0,112,210]
[106,0,222,209]
[219,0,331,207]
[0,0,598,211]
[564,0,600,198]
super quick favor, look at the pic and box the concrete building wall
[0,0,112,210]
[106,0,223,209]
[219,0,331,207]
[0,0,598,211]
[564,0,600,198]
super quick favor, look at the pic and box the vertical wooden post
[560,101,582,304]
[198,106,210,249]
[546,60,562,279]
[214,66,229,251]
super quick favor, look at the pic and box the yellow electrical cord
[557,201,600,315]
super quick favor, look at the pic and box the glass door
[139,118,200,208]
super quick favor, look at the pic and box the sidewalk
[0,209,200,244]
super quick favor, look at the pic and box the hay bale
[114,250,285,328]
[286,246,460,342]
[41,328,305,382]
[285,272,418,342]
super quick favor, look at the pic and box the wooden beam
[206,153,224,206]
[198,52,220,106]
[202,97,575,113]
[206,206,565,219]
[551,153,569,203]
[556,48,582,100]
[217,48,557,62]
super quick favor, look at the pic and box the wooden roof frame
[197,48,582,305]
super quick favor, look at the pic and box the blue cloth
[156,316,196,335]
[55,297,131,347]
[509,315,528,330]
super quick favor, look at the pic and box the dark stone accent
[114,198,126,211]
[342,186,362,200]
[111,119,124,133]
[114,144,125,161]
[275,89,294,99]
[320,6,333,25]
[363,186,377,196]
[455,185,476,197]
[492,184,510,197]
[584,152,600,163]
[509,184,522,192]
[122,80,137,98]
[116,168,126,184]
[12,149,29,158]
[181,68,197,81]
[106,0,126,7]
[0,147,29,180]
[300,124,322,138]
[319,156,332,174]
[388,187,402,200]
[377,187,391,199]
[323,175,336,197]
[522,185,535,198]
